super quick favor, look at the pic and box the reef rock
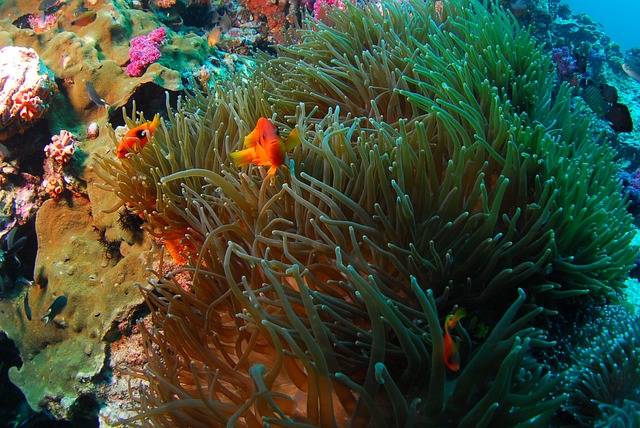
[0,195,157,418]
[0,46,57,142]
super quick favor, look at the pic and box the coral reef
[0,0,240,413]
[0,0,219,136]
[0,0,635,424]
[95,0,635,425]
[527,0,640,164]
[0,190,158,418]
[0,227,28,298]
[551,46,578,78]
[0,46,57,142]
[619,168,640,217]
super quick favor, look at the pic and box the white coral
[0,46,57,141]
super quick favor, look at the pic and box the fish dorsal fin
[149,114,161,132]
[284,128,302,151]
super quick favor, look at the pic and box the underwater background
[0,0,640,427]
[562,0,640,52]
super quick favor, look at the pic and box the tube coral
[94,0,636,425]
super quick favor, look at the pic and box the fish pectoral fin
[267,165,279,175]
[243,128,260,148]
[230,149,255,167]
[130,139,142,152]
[284,128,302,151]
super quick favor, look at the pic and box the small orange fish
[443,307,466,371]
[116,115,160,158]
[71,10,97,27]
[207,26,222,48]
[434,0,444,23]
[230,117,301,175]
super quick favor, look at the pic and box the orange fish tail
[230,148,255,167]
[284,127,302,151]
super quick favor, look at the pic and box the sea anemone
[562,305,640,426]
[95,0,635,425]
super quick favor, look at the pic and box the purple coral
[619,168,640,215]
[551,46,577,78]
[313,0,346,21]
[126,27,167,77]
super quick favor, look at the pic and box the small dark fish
[24,291,32,321]
[86,82,109,109]
[220,13,232,32]
[12,14,34,29]
[38,0,60,11]
[579,80,608,116]
[71,10,96,26]
[605,103,633,133]
[599,84,618,103]
[41,296,67,324]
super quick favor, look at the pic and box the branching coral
[95,0,636,425]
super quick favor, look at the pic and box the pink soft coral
[126,27,167,77]
[42,130,76,198]
[27,13,58,33]
[313,0,346,22]
[44,130,76,164]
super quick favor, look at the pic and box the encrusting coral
[95,0,636,425]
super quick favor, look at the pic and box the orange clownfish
[116,115,161,158]
[443,307,466,371]
[229,117,301,175]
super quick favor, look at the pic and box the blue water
[562,0,640,51]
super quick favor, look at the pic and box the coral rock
[1,195,157,418]
[0,46,57,142]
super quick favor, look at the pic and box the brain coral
[96,0,635,425]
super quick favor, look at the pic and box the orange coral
[243,0,287,34]
[152,0,176,8]
[12,92,44,122]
